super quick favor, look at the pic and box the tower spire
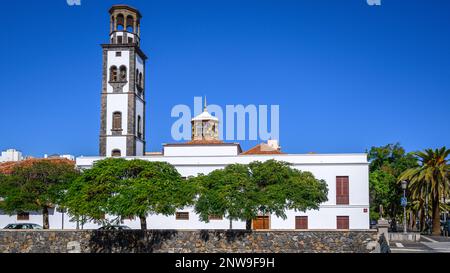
[204,96,207,112]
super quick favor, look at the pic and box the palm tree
[399,147,450,235]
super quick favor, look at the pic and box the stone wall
[0,230,388,253]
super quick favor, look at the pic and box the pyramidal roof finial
[204,96,208,112]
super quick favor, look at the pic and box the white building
[44,154,76,161]
[0,104,370,230]
[75,142,370,230]
[0,5,370,230]
[0,149,23,163]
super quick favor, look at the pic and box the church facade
[0,5,370,230]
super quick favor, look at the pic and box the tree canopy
[194,160,328,229]
[367,143,418,223]
[63,158,196,229]
[0,159,79,229]
[399,147,450,235]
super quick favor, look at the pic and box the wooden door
[337,216,349,230]
[253,216,270,230]
[295,216,308,230]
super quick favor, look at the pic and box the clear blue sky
[1,0,449,157]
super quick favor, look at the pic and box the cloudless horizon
[1,0,450,157]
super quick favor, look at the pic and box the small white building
[0,149,23,163]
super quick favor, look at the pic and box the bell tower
[191,98,220,142]
[99,5,147,157]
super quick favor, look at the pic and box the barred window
[110,66,118,82]
[112,150,121,157]
[113,112,122,131]
[119,65,127,81]
[17,212,30,221]
[208,215,223,221]
[176,212,189,220]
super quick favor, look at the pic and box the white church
[1,5,370,230]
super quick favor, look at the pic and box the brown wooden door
[337,216,349,230]
[295,216,308,229]
[253,216,270,230]
[336,176,349,205]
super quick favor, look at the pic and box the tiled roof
[241,143,285,155]
[184,140,225,145]
[0,158,75,175]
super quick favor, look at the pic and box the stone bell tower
[191,98,220,143]
[99,5,147,157]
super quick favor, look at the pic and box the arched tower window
[119,66,127,82]
[137,115,142,138]
[116,14,124,31]
[126,15,135,33]
[112,149,122,157]
[110,66,118,82]
[139,72,143,88]
[113,112,122,131]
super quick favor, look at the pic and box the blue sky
[1,0,449,157]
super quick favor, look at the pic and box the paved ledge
[389,233,421,242]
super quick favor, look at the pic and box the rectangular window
[208,215,223,221]
[336,176,349,205]
[252,216,270,230]
[128,37,133,44]
[176,212,189,220]
[137,116,142,139]
[337,216,349,230]
[113,112,122,131]
[295,216,308,230]
[117,36,123,44]
[17,212,30,221]
[116,51,122,57]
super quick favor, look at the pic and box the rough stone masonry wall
[0,230,388,253]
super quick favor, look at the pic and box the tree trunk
[246,219,252,231]
[419,207,425,232]
[43,206,49,229]
[229,219,233,230]
[139,215,147,230]
[432,198,441,236]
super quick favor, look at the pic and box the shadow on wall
[89,230,254,253]
[88,230,178,253]
[378,233,391,253]
[200,230,252,243]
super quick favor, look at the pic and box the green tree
[0,160,79,229]
[193,164,259,229]
[248,160,328,229]
[64,158,195,230]
[109,160,196,230]
[369,170,397,220]
[194,160,328,230]
[399,147,450,235]
[367,143,418,226]
[64,158,126,226]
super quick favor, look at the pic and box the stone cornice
[101,44,148,60]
